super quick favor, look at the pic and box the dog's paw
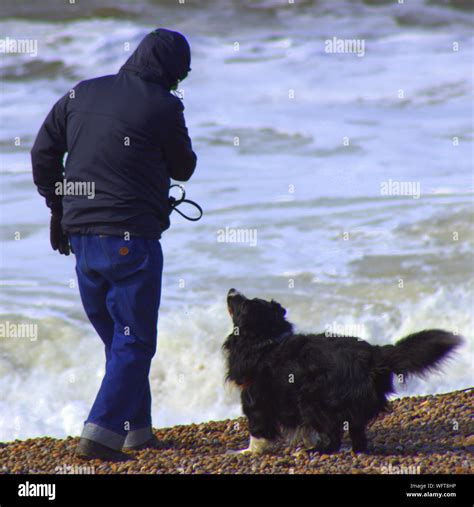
[237,447,255,455]
[284,426,325,450]
[227,436,272,455]
[302,429,324,450]
[305,434,341,454]
[225,447,260,456]
[225,448,252,455]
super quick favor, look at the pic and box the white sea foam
[0,284,472,442]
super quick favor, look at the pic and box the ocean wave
[0,282,471,442]
[1,0,472,28]
[0,58,77,82]
[194,126,313,153]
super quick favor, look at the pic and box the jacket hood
[121,28,191,89]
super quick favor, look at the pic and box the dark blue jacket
[31,29,197,239]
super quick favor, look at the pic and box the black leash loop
[169,184,203,222]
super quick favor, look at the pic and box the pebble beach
[0,389,472,475]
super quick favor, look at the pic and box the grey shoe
[123,434,167,451]
[75,438,132,461]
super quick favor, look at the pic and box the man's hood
[121,28,191,89]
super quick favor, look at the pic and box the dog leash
[169,184,203,221]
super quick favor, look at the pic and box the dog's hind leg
[284,426,303,447]
[318,426,342,453]
[305,418,343,453]
[299,404,343,453]
[301,426,324,449]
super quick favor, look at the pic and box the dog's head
[227,288,291,340]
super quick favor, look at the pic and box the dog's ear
[271,300,286,318]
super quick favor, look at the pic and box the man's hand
[50,212,71,255]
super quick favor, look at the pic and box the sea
[0,0,472,442]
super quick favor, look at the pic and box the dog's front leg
[235,388,277,455]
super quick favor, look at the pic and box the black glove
[50,212,71,255]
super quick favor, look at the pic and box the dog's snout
[228,288,240,298]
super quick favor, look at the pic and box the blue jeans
[70,234,163,450]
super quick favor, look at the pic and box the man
[31,29,197,461]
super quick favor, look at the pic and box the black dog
[223,289,462,455]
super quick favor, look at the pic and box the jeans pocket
[100,236,150,274]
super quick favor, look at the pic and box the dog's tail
[379,329,462,377]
